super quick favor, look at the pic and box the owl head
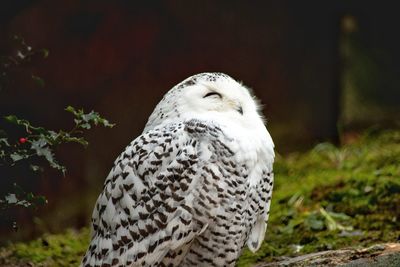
[144,73,266,133]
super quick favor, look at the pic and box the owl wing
[81,120,220,267]
[247,171,274,253]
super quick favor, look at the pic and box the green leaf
[319,208,353,231]
[61,136,88,147]
[80,123,91,129]
[10,153,24,162]
[65,106,77,115]
[81,112,98,122]
[329,211,352,221]
[4,115,19,124]
[2,193,31,208]
[305,214,325,231]
[97,117,114,128]
[65,106,115,129]
[35,196,47,205]
[102,119,114,128]
[31,75,45,88]
[30,165,43,172]
[0,185,48,209]
[30,138,47,151]
[5,194,18,204]
[41,49,49,58]
[30,138,65,172]
[0,137,10,146]
[36,146,54,166]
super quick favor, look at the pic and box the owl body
[81,73,274,267]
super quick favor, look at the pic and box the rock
[256,243,400,267]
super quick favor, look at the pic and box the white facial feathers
[144,72,265,133]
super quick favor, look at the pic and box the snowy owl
[81,73,275,267]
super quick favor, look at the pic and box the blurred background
[0,0,399,242]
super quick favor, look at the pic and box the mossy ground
[0,228,90,266]
[238,129,400,266]
[1,129,399,267]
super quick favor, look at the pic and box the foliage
[0,37,115,226]
[0,129,398,266]
[0,108,114,211]
[0,35,48,91]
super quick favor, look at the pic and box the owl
[81,73,275,267]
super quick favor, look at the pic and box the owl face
[182,77,252,115]
[144,73,265,133]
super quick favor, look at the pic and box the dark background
[1,0,399,240]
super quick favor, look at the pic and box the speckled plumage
[81,73,275,267]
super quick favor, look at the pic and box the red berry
[19,137,27,144]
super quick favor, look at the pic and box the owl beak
[225,99,243,115]
[237,106,243,115]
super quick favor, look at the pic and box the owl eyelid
[203,92,222,98]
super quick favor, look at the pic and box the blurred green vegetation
[340,15,400,130]
[0,129,399,266]
[0,228,90,266]
[238,129,400,266]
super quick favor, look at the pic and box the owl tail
[247,218,266,253]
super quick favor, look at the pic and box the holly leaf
[10,153,24,162]
[31,138,66,173]
[4,115,19,124]
[5,194,18,204]
[30,164,43,172]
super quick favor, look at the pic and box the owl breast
[170,120,273,267]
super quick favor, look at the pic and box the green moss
[0,228,90,266]
[237,129,400,266]
[1,129,399,267]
